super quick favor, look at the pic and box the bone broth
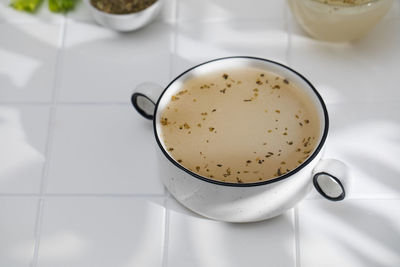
[159,66,321,184]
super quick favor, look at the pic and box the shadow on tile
[0,106,48,193]
[177,0,285,21]
[324,103,400,197]
[0,23,59,102]
[166,195,295,267]
[172,20,288,77]
[37,197,165,267]
[299,200,400,266]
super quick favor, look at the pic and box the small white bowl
[84,0,163,32]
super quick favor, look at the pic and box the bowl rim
[153,56,330,188]
[84,0,163,18]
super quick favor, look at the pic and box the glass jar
[288,0,394,42]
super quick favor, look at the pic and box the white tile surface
[0,105,50,193]
[384,0,400,20]
[0,198,37,267]
[36,197,165,267]
[46,105,164,194]
[57,21,172,103]
[65,0,94,23]
[318,102,400,199]
[166,196,295,267]
[0,23,61,102]
[289,15,400,104]
[157,0,176,23]
[306,101,400,199]
[1,0,400,266]
[177,0,285,22]
[173,20,287,77]
[298,199,400,267]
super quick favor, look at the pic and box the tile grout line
[294,206,301,267]
[0,193,166,198]
[41,4,68,195]
[168,0,179,81]
[161,193,171,267]
[167,17,289,24]
[284,0,293,68]
[36,10,68,196]
[162,209,170,267]
[30,198,44,267]
[30,13,68,267]
[56,101,130,105]
[0,102,131,106]
[0,20,63,25]
[1,193,399,200]
[0,102,52,105]
[286,5,299,266]
[3,99,400,106]
[162,1,178,266]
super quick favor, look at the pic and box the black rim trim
[153,56,330,187]
[313,172,345,201]
[131,92,155,120]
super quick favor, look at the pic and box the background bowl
[84,0,163,32]
[288,0,393,42]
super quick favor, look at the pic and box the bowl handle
[131,82,164,120]
[312,159,351,201]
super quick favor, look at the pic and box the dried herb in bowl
[90,0,157,14]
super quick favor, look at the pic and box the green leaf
[10,0,43,12]
[48,0,76,12]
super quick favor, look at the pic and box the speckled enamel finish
[159,150,323,222]
[132,57,340,222]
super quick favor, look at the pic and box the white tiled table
[1,0,400,266]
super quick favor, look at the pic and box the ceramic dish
[84,0,163,32]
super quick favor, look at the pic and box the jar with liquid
[288,0,393,42]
